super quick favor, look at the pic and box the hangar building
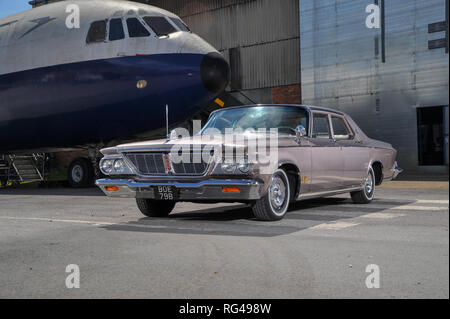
[141,0,449,174]
[30,0,450,174]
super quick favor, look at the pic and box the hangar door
[417,106,449,166]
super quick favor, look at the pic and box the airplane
[0,0,230,186]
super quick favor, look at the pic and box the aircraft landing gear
[67,158,94,188]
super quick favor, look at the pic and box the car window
[86,20,106,43]
[331,116,351,139]
[143,16,177,36]
[126,17,150,38]
[201,106,309,135]
[169,17,190,32]
[312,113,331,139]
[109,18,125,41]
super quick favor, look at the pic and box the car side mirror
[169,129,179,140]
[295,125,307,143]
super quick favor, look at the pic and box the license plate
[153,186,178,200]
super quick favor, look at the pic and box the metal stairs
[0,158,8,170]
[0,156,11,183]
[8,154,44,182]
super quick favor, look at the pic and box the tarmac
[0,178,448,298]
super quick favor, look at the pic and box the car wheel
[68,158,94,188]
[351,166,375,204]
[136,199,176,217]
[252,169,290,221]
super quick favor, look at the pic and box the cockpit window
[126,17,150,38]
[109,18,124,41]
[143,16,176,36]
[86,20,106,44]
[169,17,190,32]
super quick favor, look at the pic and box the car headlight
[113,159,125,173]
[218,162,252,174]
[100,159,114,174]
[237,163,251,173]
[221,163,235,173]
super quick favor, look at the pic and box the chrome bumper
[392,162,403,180]
[95,178,262,201]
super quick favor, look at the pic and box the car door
[331,115,369,187]
[309,112,344,193]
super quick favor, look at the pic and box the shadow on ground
[100,197,415,237]
[0,186,105,196]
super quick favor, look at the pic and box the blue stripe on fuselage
[0,53,213,152]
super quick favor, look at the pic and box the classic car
[96,104,403,221]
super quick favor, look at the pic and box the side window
[331,116,352,139]
[143,16,177,36]
[126,17,150,38]
[312,113,331,139]
[86,20,106,44]
[169,17,190,32]
[109,18,124,41]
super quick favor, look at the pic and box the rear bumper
[383,161,403,181]
[392,162,403,180]
[95,178,262,201]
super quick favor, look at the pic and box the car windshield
[201,106,309,135]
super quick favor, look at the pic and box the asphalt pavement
[0,181,448,298]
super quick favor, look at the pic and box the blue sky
[0,0,31,18]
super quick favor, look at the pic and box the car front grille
[125,153,166,175]
[124,153,208,176]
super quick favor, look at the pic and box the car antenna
[165,104,169,140]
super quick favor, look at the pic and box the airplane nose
[200,52,230,93]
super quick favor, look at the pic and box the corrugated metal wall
[300,0,449,172]
[145,0,300,90]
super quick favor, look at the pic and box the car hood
[101,132,292,155]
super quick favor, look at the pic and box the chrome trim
[124,152,167,175]
[123,152,211,177]
[96,178,258,188]
[298,186,363,200]
[96,178,262,200]
[392,162,403,180]
[295,125,307,143]
[120,146,173,152]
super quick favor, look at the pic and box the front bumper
[95,178,262,201]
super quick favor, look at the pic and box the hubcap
[72,165,84,183]
[365,171,374,196]
[270,176,286,210]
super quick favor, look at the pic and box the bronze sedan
[96,105,402,221]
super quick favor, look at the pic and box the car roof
[210,104,345,116]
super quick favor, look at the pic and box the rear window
[86,20,106,43]
[109,18,124,41]
[169,17,190,32]
[331,116,351,138]
[312,113,331,139]
[143,16,177,36]
[126,17,150,38]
